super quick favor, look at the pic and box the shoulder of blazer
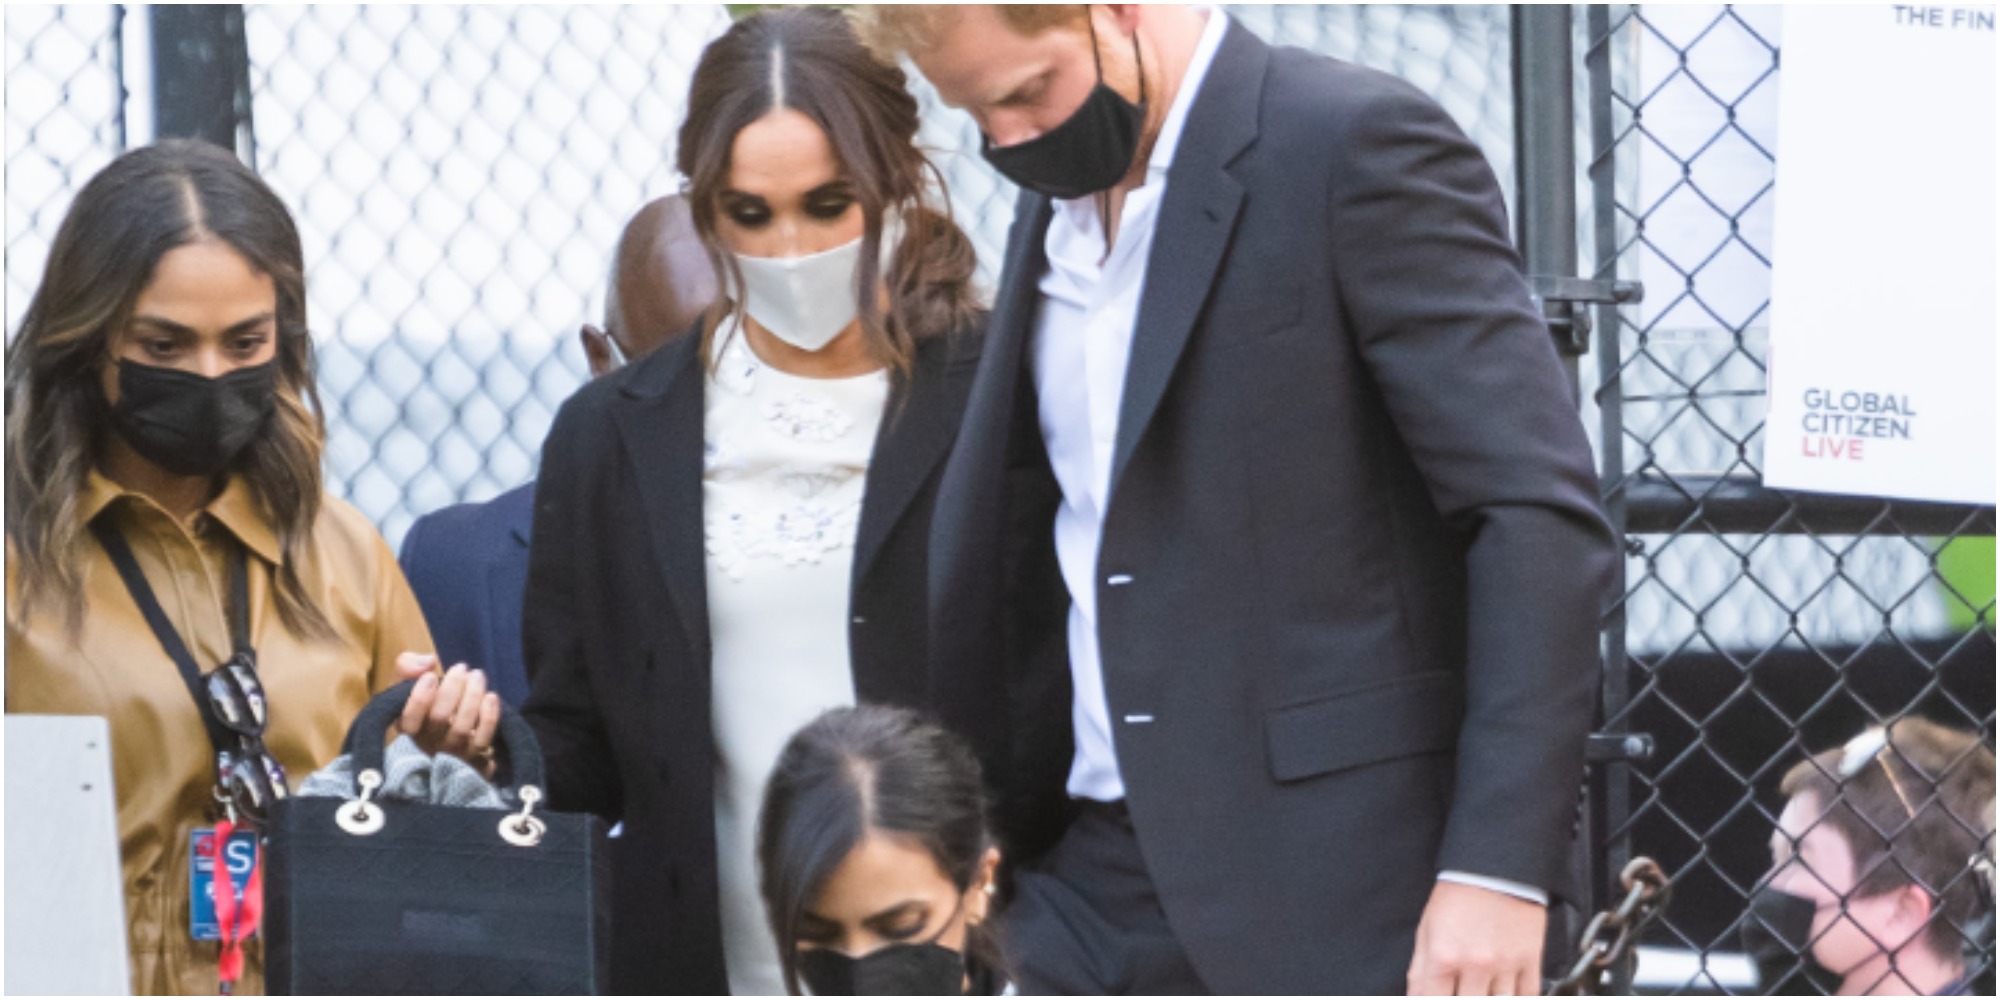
[536,332,702,489]
[1257,38,1457,152]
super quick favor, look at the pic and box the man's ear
[1886,882,1938,952]
[580,324,616,378]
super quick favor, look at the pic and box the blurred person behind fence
[758,705,1007,996]
[3,138,487,995]
[518,7,987,993]
[398,194,715,708]
[1743,718,1995,996]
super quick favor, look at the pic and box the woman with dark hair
[520,7,986,994]
[5,139,492,995]
[759,705,1005,996]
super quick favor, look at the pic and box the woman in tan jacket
[5,140,494,995]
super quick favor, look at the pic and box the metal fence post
[149,4,252,157]
[1512,3,1582,402]
[1512,4,1590,982]
[1581,7,1635,992]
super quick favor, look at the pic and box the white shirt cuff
[1437,870,1549,906]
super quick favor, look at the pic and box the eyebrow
[130,313,277,338]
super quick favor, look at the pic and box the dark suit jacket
[927,22,1620,995]
[398,482,536,707]
[522,322,983,994]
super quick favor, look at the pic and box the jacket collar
[83,469,285,566]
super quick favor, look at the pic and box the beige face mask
[730,211,901,352]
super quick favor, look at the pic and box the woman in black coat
[519,9,985,994]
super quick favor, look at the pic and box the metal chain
[1548,857,1671,996]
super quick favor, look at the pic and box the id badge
[189,827,259,941]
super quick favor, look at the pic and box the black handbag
[263,679,612,994]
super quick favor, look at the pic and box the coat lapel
[927,192,1053,738]
[1110,21,1267,497]
[612,338,710,656]
[850,330,978,587]
[929,191,1053,593]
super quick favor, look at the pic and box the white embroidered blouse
[702,328,889,997]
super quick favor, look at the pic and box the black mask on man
[797,942,966,996]
[106,359,277,478]
[980,16,1147,200]
[1740,885,1845,995]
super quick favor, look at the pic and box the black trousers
[1007,800,1210,995]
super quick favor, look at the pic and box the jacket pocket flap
[1264,671,1464,783]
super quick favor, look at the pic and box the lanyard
[88,517,253,757]
[92,517,265,993]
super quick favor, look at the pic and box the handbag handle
[340,677,547,799]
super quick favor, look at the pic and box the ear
[1886,883,1937,951]
[966,846,1003,927]
[580,324,616,378]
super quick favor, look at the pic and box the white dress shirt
[1028,9,1545,907]
[1031,4,1228,804]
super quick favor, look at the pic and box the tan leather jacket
[6,472,433,995]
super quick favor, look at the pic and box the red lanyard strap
[206,818,264,994]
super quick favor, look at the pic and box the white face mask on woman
[731,212,900,353]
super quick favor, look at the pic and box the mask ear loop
[1084,6,1148,222]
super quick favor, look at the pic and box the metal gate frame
[1514,5,1997,993]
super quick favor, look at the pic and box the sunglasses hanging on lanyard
[91,519,279,994]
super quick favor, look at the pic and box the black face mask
[980,18,1148,200]
[1740,885,1845,995]
[106,359,277,478]
[797,942,967,996]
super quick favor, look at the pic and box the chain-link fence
[1584,4,1995,993]
[6,4,1515,544]
[7,5,1992,993]
[4,5,125,334]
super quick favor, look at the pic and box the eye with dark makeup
[721,193,773,228]
[794,901,933,950]
[865,902,932,942]
[804,182,857,220]
[794,913,841,947]
[718,182,856,230]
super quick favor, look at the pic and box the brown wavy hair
[677,6,981,376]
[5,139,333,639]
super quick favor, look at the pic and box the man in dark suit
[859,5,1620,994]
[399,195,715,705]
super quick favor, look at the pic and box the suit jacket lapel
[612,338,710,656]
[1110,21,1267,496]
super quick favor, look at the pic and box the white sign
[1763,5,1996,505]
[5,716,131,995]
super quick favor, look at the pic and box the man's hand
[1407,879,1547,996]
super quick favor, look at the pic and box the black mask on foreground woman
[104,359,276,477]
[796,941,967,996]
[1739,885,1845,995]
